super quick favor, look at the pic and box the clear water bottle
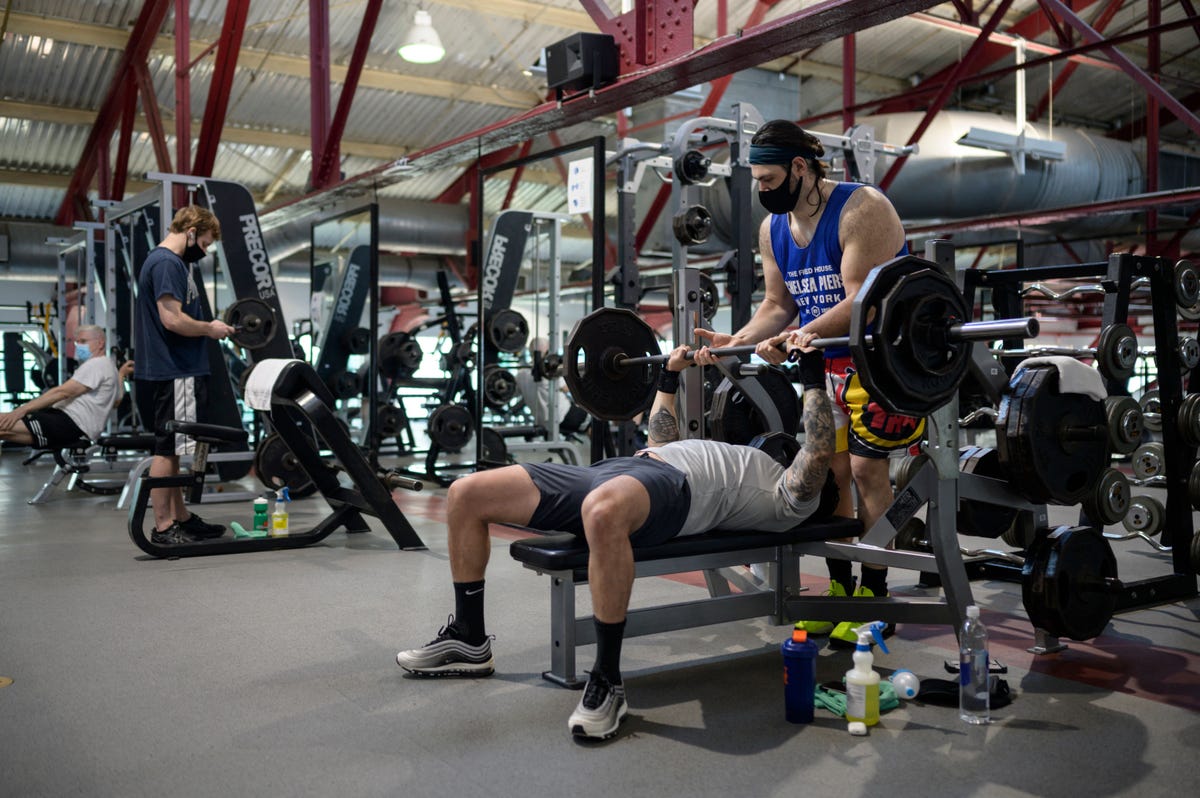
[959,604,990,724]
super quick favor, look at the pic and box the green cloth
[814,681,900,717]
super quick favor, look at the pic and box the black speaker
[544,33,619,96]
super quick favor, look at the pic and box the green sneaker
[793,580,851,635]
[829,586,897,648]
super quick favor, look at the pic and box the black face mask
[182,236,208,263]
[757,171,804,215]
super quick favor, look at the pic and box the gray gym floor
[1,450,1197,798]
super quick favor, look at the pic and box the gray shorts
[521,456,691,546]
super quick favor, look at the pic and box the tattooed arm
[778,334,836,503]
[646,344,691,446]
[783,386,836,502]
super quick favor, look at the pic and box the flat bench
[27,433,158,504]
[509,516,863,687]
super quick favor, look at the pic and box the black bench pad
[95,433,157,450]
[509,516,863,572]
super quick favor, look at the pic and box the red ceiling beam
[112,74,138,201]
[309,0,332,189]
[1041,0,1200,138]
[879,0,1016,192]
[54,0,173,225]
[267,0,938,219]
[133,61,173,172]
[175,0,191,176]
[313,0,383,189]
[192,0,250,178]
[877,0,1107,115]
[1029,0,1124,122]
[632,0,775,255]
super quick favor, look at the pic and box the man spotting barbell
[395,333,837,741]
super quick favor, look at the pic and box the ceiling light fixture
[398,9,444,64]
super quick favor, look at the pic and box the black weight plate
[997,366,1109,505]
[1104,396,1143,455]
[223,298,279,351]
[480,426,508,465]
[254,432,317,498]
[1095,323,1138,382]
[342,327,371,355]
[488,308,529,353]
[1191,530,1200,575]
[1021,525,1118,641]
[894,516,930,552]
[698,272,719,321]
[377,405,404,437]
[1083,468,1131,527]
[709,368,801,445]
[747,431,800,467]
[564,307,660,422]
[849,256,971,416]
[483,365,518,409]
[1177,393,1200,446]
[1174,259,1199,307]
[956,446,1018,538]
[378,331,423,380]
[1189,461,1200,511]
[427,404,472,452]
[327,369,360,400]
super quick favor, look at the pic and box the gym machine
[127,358,424,558]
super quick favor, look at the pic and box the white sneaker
[395,615,494,676]
[568,672,628,739]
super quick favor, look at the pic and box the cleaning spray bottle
[271,487,290,537]
[845,621,889,728]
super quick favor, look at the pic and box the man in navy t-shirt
[134,205,235,546]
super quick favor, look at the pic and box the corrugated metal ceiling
[0,1,1197,232]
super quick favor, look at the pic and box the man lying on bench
[395,333,836,741]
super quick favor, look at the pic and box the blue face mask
[75,342,92,363]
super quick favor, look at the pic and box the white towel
[1014,356,1107,400]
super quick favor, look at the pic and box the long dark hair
[751,120,827,216]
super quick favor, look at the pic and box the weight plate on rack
[1104,395,1143,455]
[1130,441,1165,481]
[254,432,317,498]
[1122,494,1165,537]
[1095,323,1138,382]
[1022,525,1118,641]
[1083,468,1131,527]
[957,446,1019,538]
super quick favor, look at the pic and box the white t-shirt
[648,438,820,536]
[56,356,119,440]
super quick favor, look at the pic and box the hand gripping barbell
[563,256,1040,421]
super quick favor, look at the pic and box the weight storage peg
[1174,259,1199,308]
[563,256,1039,422]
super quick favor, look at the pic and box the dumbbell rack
[965,252,1199,632]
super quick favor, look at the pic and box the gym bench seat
[509,516,863,687]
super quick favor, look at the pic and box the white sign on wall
[567,158,593,216]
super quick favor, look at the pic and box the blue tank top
[768,183,907,358]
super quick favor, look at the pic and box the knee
[447,474,482,514]
[851,458,892,493]
[580,493,632,546]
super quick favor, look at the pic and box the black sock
[860,567,888,597]
[592,619,626,685]
[826,558,854,592]
[452,580,486,644]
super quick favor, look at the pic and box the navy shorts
[22,408,86,449]
[521,455,691,546]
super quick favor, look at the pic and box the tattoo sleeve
[784,386,836,502]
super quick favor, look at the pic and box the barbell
[563,256,1040,421]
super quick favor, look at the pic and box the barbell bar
[614,316,1040,370]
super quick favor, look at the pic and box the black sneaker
[150,522,199,546]
[568,671,628,740]
[395,616,494,677]
[180,512,225,539]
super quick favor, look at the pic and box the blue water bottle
[782,628,819,723]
